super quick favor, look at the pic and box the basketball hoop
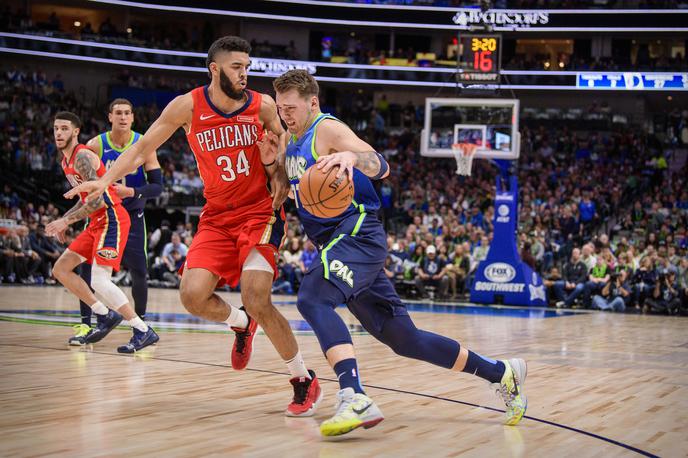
[451,143,478,176]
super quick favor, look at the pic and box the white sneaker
[319,388,384,437]
[555,301,565,308]
[491,358,528,426]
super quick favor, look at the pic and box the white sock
[129,316,149,332]
[224,306,248,330]
[90,301,109,316]
[285,351,310,379]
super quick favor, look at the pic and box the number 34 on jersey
[216,149,251,182]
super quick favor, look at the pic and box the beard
[57,136,75,155]
[219,69,245,101]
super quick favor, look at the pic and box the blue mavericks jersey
[286,113,381,246]
[99,131,145,211]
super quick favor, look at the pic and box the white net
[451,143,477,176]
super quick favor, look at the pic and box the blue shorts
[122,208,147,271]
[304,214,407,332]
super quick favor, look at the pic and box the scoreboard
[457,34,502,84]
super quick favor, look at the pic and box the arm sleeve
[133,168,163,200]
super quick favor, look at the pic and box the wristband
[371,152,389,180]
[263,160,276,167]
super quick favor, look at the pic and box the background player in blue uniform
[271,70,528,436]
[69,98,163,345]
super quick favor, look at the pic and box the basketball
[298,164,354,218]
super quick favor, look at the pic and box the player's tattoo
[354,151,381,177]
[63,200,86,221]
[64,151,105,224]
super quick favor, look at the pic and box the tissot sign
[452,10,549,27]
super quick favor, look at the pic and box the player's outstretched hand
[269,168,290,210]
[316,151,356,181]
[257,130,279,165]
[64,180,106,203]
[112,183,134,199]
[45,218,68,239]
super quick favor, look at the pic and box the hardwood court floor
[0,286,686,458]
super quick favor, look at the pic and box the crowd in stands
[2,64,687,314]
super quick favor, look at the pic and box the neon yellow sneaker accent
[68,324,92,346]
[320,388,384,437]
[74,324,91,337]
[493,358,528,426]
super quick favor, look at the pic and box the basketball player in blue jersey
[69,98,163,346]
[270,70,528,436]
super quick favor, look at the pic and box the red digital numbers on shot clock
[457,34,501,83]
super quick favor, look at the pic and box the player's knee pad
[90,263,129,310]
[297,277,352,354]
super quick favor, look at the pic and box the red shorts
[181,206,287,288]
[68,204,130,271]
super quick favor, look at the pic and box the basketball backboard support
[421,98,520,160]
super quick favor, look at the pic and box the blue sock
[334,358,365,394]
[463,351,506,384]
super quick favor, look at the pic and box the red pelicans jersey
[61,144,121,211]
[186,86,271,212]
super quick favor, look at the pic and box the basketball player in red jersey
[66,36,321,416]
[47,111,158,353]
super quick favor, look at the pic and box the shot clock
[457,34,502,84]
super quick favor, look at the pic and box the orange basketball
[299,164,354,218]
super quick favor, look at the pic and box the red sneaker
[286,369,323,417]
[230,308,258,370]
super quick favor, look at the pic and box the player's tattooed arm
[315,119,390,180]
[62,200,86,222]
[63,152,105,224]
[353,151,382,177]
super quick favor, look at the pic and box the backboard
[421,98,520,160]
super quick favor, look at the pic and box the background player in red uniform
[66,37,321,416]
[47,111,158,353]
[66,98,163,346]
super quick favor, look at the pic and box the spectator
[1,229,17,283]
[149,220,173,258]
[161,249,186,287]
[645,270,681,314]
[29,223,61,283]
[415,245,449,299]
[300,240,318,273]
[580,243,597,271]
[280,237,304,291]
[521,241,536,270]
[677,257,688,309]
[632,256,656,309]
[584,256,611,306]
[153,233,188,281]
[446,244,470,298]
[553,248,588,308]
[592,270,631,312]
